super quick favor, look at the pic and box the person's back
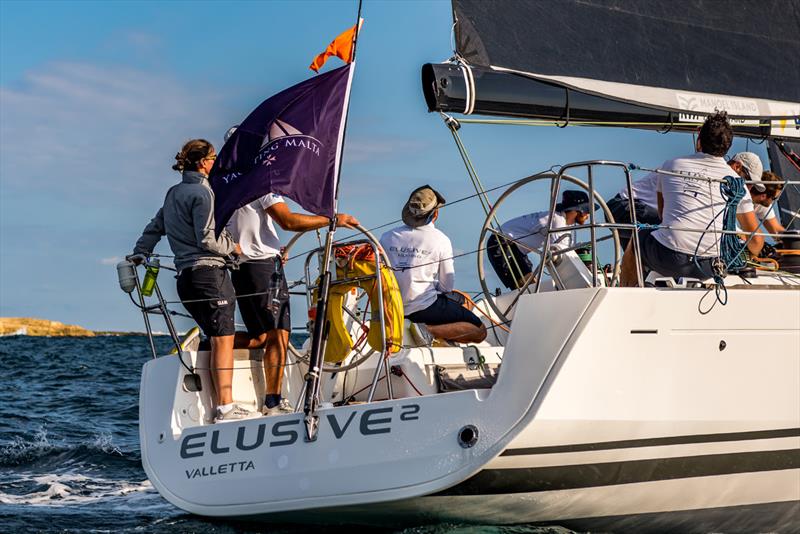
[620,111,762,286]
[381,185,486,344]
[380,223,454,315]
[154,172,233,271]
[500,209,571,252]
[653,152,733,257]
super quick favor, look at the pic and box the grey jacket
[134,171,236,272]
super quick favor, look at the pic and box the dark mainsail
[423,0,800,139]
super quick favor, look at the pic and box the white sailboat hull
[140,286,800,529]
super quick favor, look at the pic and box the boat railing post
[302,220,337,442]
[153,280,186,357]
[535,172,564,292]
[623,165,645,287]
[366,239,392,402]
[133,268,158,359]
[587,164,598,287]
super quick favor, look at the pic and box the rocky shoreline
[0,317,95,337]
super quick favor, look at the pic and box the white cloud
[0,61,227,199]
[99,256,122,265]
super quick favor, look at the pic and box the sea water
[0,336,573,533]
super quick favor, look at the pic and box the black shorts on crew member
[231,258,291,336]
[486,234,533,290]
[639,230,715,281]
[407,292,483,328]
[607,194,661,251]
[176,265,236,337]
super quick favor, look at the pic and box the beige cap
[402,185,446,227]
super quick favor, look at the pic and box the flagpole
[303,0,363,443]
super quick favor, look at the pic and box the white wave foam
[1,428,127,466]
[0,472,168,511]
[0,427,55,464]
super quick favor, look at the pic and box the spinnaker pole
[303,0,363,443]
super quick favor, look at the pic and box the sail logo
[676,93,760,126]
[255,118,323,167]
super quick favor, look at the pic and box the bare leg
[426,322,487,344]
[620,240,639,287]
[264,329,289,397]
[210,334,235,406]
[233,331,267,349]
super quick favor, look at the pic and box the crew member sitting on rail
[380,186,486,344]
[620,112,764,286]
[223,128,360,416]
[744,169,786,237]
[131,139,255,423]
[487,190,595,290]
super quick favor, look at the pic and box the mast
[303,0,363,443]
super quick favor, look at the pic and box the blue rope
[686,174,746,311]
[719,174,747,271]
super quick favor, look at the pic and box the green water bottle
[141,257,160,297]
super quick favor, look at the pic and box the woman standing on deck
[131,139,255,423]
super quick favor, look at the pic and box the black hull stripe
[436,449,800,496]
[501,427,800,456]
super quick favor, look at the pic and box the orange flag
[309,19,363,73]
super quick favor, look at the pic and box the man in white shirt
[227,193,358,415]
[620,112,764,285]
[380,186,486,344]
[487,190,595,289]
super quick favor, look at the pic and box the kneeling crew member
[380,186,486,344]
[488,190,595,290]
[133,139,254,423]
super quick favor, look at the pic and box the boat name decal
[179,404,421,460]
[184,460,255,479]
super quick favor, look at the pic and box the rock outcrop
[0,317,95,337]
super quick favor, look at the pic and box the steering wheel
[282,224,393,373]
[477,172,622,325]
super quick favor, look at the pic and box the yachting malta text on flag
[210,64,354,233]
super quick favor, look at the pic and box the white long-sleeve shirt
[500,210,573,253]
[380,223,455,315]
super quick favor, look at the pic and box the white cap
[731,152,764,183]
[224,125,238,143]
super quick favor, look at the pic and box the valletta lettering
[185,460,255,479]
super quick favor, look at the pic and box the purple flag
[210,64,353,234]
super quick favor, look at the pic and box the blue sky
[0,0,770,332]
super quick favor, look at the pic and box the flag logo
[210,64,354,232]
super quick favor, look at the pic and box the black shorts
[176,266,236,337]
[231,258,291,336]
[639,230,715,280]
[607,194,661,251]
[487,234,533,290]
[407,293,483,328]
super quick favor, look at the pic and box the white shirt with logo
[380,223,455,315]
[618,173,659,209]
[500,210,573,253]
[653,153,753,256]
[226,194,284,260]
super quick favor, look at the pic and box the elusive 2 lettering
[181,404,421,479]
